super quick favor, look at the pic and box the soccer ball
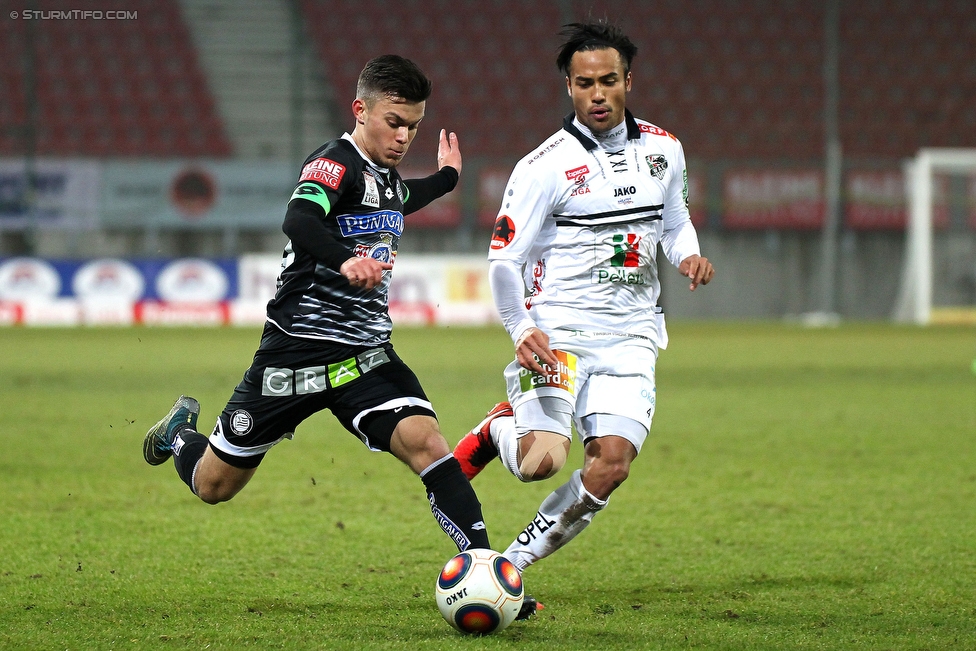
[435,548,524,635]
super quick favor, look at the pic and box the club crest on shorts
[230,409,253,435]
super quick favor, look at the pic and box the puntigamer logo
[337,211,404,238]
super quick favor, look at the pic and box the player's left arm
[402,129,461,215]
[659,139,715,291]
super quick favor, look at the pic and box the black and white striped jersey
[267,134,409,346]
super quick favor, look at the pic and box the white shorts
[503,330,657,452]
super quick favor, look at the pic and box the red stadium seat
[0,0,229,157]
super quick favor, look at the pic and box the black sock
[171,427,209,495]
[421,455,491,551]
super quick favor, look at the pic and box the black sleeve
[282,198,354,272]
[402,166,459,215]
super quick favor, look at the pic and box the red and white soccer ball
[435,548,524,635]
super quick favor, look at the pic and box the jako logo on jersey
[565,165,589,182]
[611,233,642,267]
[337,211,404,237]
[300,158,346,190]
[490,215,516,249]
[614,186,637,197]
[647,154,668,180]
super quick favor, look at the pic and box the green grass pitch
[1,322,974,650]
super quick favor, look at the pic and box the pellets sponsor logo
[595,269,647,285]
[490,215,516,250]
[611,233,642,267]
[299,158,346,189]
[337,210,404,237]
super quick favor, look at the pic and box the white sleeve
[489,259,537,344]
[486,155,559,343]
[660,140,701,268]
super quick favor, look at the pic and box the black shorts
[209,324,435,468]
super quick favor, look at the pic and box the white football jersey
[489,111,701,349]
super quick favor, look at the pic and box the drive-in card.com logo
[490,215,516,250]
[299,158,346,190]
[519,349,578,395]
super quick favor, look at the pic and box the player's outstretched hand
[679,254,715,291]
[437,129,461,175]
[340,256,393,290]
[515,327,559,375]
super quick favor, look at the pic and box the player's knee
[585,458,632,498]
[193,471,250,504]
[518,431,570,481]
[195,483,228,505]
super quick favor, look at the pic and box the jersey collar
[341,132,391,175]
[562,109,641,151]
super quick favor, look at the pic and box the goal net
[893,148,976,324]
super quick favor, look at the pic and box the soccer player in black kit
[143,56,497,560]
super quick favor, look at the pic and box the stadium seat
[0,0,230,158]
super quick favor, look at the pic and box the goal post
[893,148,976,324]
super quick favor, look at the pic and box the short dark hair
[356,54,432,104]
[556,22,638,76]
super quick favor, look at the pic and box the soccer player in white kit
[454,22,715,578]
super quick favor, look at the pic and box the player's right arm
[488,162,560,373]
[282,153,391,290]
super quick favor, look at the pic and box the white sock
[490,416,524,481]
[503,470,607,571]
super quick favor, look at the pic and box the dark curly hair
[556,22,638,76]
